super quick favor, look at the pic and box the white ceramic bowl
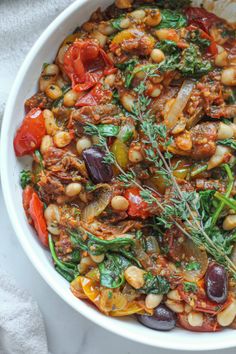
[1,0,236,350]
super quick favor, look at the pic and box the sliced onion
[165,79,195,130]
[81,184,112,222]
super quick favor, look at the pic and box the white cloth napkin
[0,1,73,353]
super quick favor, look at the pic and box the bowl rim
[1,0,236,351]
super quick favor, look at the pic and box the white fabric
[0,1,73,353]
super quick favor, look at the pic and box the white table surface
[0,187,236,354]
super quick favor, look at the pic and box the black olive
[137,304,176,331]
[82,146,113,184]
[205,262,228,304]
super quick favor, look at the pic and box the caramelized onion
[165,79,195,130]
[81,184,112,222]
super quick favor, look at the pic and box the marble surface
[0,186,235,354]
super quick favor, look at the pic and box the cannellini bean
[128,146,143,163]
[145,10,162,27]
[223,215,236,231]
[39,64,59,92]
[207,146,231,170]
[185,304,192,313]
[221,67,236,86]
[65,183,82,197]
[43,109,58,136]
[120,92,135,112]
[165,299,184,313]
[119,17,131,29]
[53,131,72,147]
[217,122,234,140]
[40,135,53,154]
[57,44,69,65]
[148,84,162,98]
[115,0,133,8]
[104,74,116,87]
[76,137,92,155]
[63,90,78,107]
[111,196,129,211]
[44,64,59,76]
[90,254,105,263]
[124,266,145,289]
[187,312,204,327]
[151,48,165,63]
[167,289,182,301]
[79,256,95,274]
[44,204,60,235]
[45,84,62,100]
[145,294,163,309]
[130,9,146,20]
[91,31,107,47]
[217,300,236,327]
[98,22,116,36]
[215,50,228,67]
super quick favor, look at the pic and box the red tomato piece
[29,192,48,248]
[23,185,34,225]
[178,313,221,332]
[75,83,112,107]
[124,187,151,219]
[185,7,222,33]
[63,40,115,90]
[14,108,45,157]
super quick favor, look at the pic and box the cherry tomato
[75,83,112,107]
[63,40,115,90]
[185,7,222,33]
[178,313,221,332]
[29,192,48,247]
[14,108,45,157]
[124,187,151,219]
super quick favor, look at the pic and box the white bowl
[1,0,236,350]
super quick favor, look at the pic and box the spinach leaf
[218,139,236,150]
[140,272,170,294]
[159,52,180,72]
[20,170,32,189]
[49,234,79,282]
[99,253,130,288]
[183,282,198,293]
[156,9,187,29]
[116,59,139,88]
[96,124,120,137]
[111,16,125,31]
[179,44,212,78]
[187,30,211,50]
[156,40,179,55]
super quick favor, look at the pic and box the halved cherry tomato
[75,83,112,107]
[178,313,221,332]
[23,185,34,225]
[185,7,222,34]
[177,281,230,315]
[187,25,218,56]
[63,40,115,90]
[29,192,48,247]
[124,187,152,219]
[14,108,45,157]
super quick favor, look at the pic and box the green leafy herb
[52,84,71,108]
[99,253,130,288]
[96,124,120,137]
[187,30,211,50]
[140,272,170,294]
[20,170,32,189]
[153,0,191,10]
[156,40,179,55]
[157,9,187,29]
[111,16,125,31]
[185,261,201,271]
[34,150,44,170]
[116,59,139,88]
[183,282,198,293]
[218,139,236,150]
[179,44,212,78]
[49,234,79,282]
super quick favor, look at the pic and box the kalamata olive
[82,146,113,184]
[137,304,176,331]
[205,262,228,304]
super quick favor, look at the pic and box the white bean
[124,266,145,289]
[98,22,116,36]
[217,300,236,327]
[165,299,184,313]
[90,254,105,263]
[145,294,163,309]
[54,131,72,148]
[187,312,204,327]
[130,9,146,20]
[76,137,92,155]
[167,289,182,301]
[223,215,236,231]
[128,146,143,163]
[217,122,234,140]
[111,196,129,211]
[215,50,228,67]
[91,31,107,47]
[151,49,165,63]
[43,109,58,136]
[221,67,236,86]
[120,92,135,112]
[208,145,231,170]
[65,183,82,197]
[40,135,53,154]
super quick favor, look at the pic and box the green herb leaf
[156,40,179,55]
[179,44,212,78]
[116,59,139,88]
[96,124,120,137]
[187,30,211,50]
[185,261,201,271]
[157,9,187,29]
[111,16,125,31]
[99,253,130,288]
[20,170,32,189]
[218,139,236,150]
[140,272,170,294]
[183,281,198,293]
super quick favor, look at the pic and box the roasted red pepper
[23,186,48,247]
[63,40,116,90]
[14,108,45,157]
[75,83,112,107]
[185,7,222,34]
[124,187,151,219]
